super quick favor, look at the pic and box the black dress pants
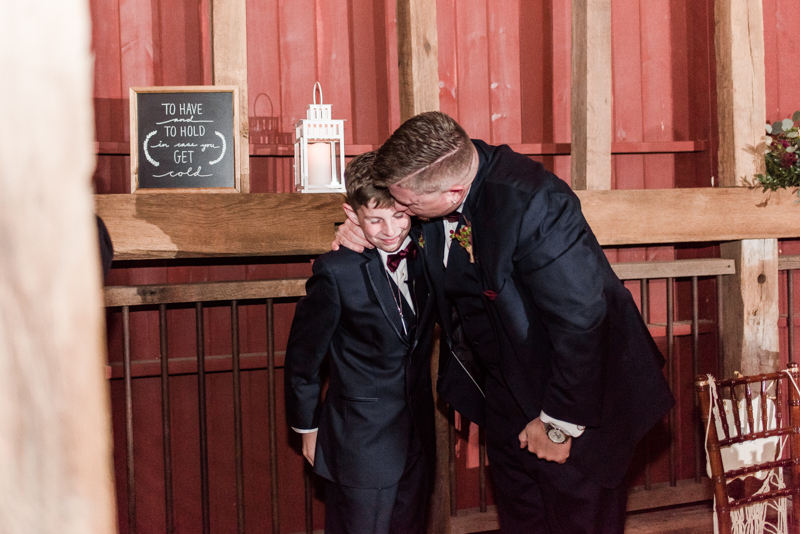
[324,436,430,534]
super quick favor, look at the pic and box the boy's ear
[343,203,360,226]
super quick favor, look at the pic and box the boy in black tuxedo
[284,152,436,534]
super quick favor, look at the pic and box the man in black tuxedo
[285,152,436,534]
[334,112,674,533]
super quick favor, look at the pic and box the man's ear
[343,203,360,226]
[447,184,468,204]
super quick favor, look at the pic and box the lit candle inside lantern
[307,142,332,186]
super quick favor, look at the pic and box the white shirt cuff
[292,427,318,434]
[540,412,585,438]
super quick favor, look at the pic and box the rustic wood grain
[396,0,440,121]
[95,193,347,259]
[104,279,307,307]
[95,187,800,259]
[714,0,778,375]
[571,0,612,190]
[1,1,117,531]
[211,0,250,192]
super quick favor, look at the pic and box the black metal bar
[478,426,486,513]
[691,277,702,483]
[159,304,175,534]
[267,299,280,534]
[304,464,313,534]
[448,408,457,517]
[640,279,652,491]
[232,301,245,534]
[123,306,136,534]
[196,303,210,534]
[667,277,677,487]
[789,269,795,364]
[716,275,724,380]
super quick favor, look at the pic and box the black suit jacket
[284,235,436,488]
[428,141,675,488]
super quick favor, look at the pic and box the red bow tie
[386,241,417,273]
[444,212,461,223]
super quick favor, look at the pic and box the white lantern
[294,83,346,193]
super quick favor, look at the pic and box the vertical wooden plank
[317,0,354,143]
[571,0,612,190]
[454,0,490,139]
[551,0,572,182]
[90,0,125,143]
[348,0,381,144]
[487,0,521,144]
[720,240,780,376]
[396,0,440,121]
[384,0,403,133]
[716,0,778,375]
[435,0,457,119]
[0,0,117,531]
[212,0,251,192]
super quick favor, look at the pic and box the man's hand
[518,417,571,464]
[302,431,318,466]
[331,212,372,252]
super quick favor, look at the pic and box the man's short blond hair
[373,112,473,194]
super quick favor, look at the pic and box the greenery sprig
[755,111,800,200]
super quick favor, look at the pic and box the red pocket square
[483,290,497,300]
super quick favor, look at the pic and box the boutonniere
[418,233,425,249]
[483,290,497,301]
[450,217,474,263]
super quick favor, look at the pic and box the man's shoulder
[473,139,567,196]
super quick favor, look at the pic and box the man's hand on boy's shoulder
[302,431,318,466]
[331,211,373,253]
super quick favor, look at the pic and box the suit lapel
[364,248,410,345]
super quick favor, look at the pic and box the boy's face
[345,201,411,253]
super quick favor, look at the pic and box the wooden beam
[396,0,440,121]
[714,0,777,375]
[720,239,780,376]
[575,187,800,245]
[571,0,612,190]
[94,187,800,259]
[211,0,250,192]
[611,259,735,281]
[104,279,307,307]
[0,0,117,531]
[95,193,346,260]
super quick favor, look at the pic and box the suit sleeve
[284,257,342,431]
[512,186,608,427]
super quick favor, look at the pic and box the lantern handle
[313,82,323,105]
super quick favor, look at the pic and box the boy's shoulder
[313,246,369,275]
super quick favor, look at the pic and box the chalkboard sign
[130,86,241,192]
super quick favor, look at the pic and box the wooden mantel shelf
[95,187,800,260]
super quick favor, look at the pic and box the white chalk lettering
[156,116,213,125]
[161,103,176,115]
[173,150,194,164]
[153,167,212,178]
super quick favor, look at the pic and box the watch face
[546,424,567,444]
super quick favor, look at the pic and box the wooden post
[0,1,117,532]
[571,0,612,190]
[211,0,250,192]
[395,1,446,531]
[715,0,778,375]
[396,0,440,122]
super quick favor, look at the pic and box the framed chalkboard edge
[129,85,242,194]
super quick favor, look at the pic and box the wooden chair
[696,363,800,534]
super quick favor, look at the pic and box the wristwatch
[543,422,568,444]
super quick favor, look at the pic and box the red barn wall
[90,0,800,531]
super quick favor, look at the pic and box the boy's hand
[302,431,318,466]
[518,417,571,464]
[332,214,372,252]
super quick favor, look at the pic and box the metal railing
[104,257,757,533]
